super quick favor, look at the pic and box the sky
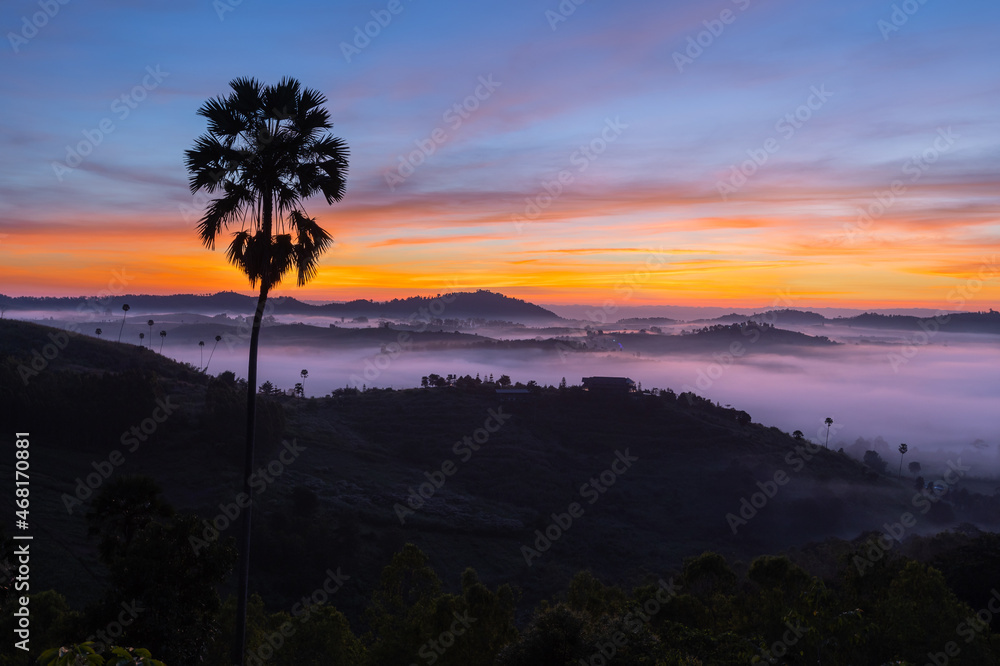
[2,0,999,309]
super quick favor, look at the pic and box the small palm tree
[147,319,155,347]
[95,328,102,338]
[185,75,348,664]
[824,417,833,448]
[300,369,308,396]
[139,332,145,346]
[199,340,205,368]
[159,330,166,353]
[117,303,130,342]
[205,334,222,373]
[898,443,908,478]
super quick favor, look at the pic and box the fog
[15,311,1000,477]
[186,334,999,474]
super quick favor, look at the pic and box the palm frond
[197,183,252,248]
[198,96,247,140]
[228,77,264,119]
[268,234,296,287]
[187,76,348,290]
[290,210,333,286]
[263,77,300,122]
[225,230,252,280]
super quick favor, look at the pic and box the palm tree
[95,327,102,338]
[897,443,908,478]
[159,330,166,353]
[205,334,222,373]
[792,430,804,441]
[824,417,833,448]
[300,368,308,396]
[139,332,144,346]
[117,303,130,342]
[185,75,348,665]
[199,340,206,368]
[147,319,155,347]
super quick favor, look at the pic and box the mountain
[686,309,1000,334]
[834,310,1000,334]
[3,317,996,624]
[0,290,564,324]
[311,290,562,323]
[691,309,829,326]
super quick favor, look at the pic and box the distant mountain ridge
[3,291,998,332]
[689,308,1000,334]
[0,290,564,323]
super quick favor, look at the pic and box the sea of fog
[187,335,1000,470]
[13,312,1000,474]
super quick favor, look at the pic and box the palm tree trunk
[232,281,268,666]
[206,338,220,372]
[234,187,273,666]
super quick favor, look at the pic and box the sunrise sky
[1,0,998,309]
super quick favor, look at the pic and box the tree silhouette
[86,475,174,566]
[139,332,144,346]
[205,334,222,373]
[95,328,102,338]
[40,643,165,666]
[300,368,308,396]
[863,450,888,474]
[824,417,833,448]
[898,442,908,478]
[908,461,921,477]
[158,330,166,353]
[147,319,154,346]
[117,303,130,342]
[185,75,348,666]
[199,340,205,368]
[792,430,804,441]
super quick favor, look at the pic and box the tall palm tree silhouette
[117,303,130,342]
[95,328,102,338]
[158,330,166,353]
[897,442,908,478]
[139,332,144,346]
[300,368,308,395]
[199,340,205,368]
[147,319,155,347]
[205,334,222,373]
[185,76,348,665]
[824,417,833,448]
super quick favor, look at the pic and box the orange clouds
[2,169,998,310]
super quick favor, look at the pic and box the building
[581,376,637,394]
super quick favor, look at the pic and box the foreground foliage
[12,533,1000,665]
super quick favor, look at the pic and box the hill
[834,310,1000,334]
[687,309,1000,334]
[687,309,827,326]
[2,318,999,663]
[0,289,564,325]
